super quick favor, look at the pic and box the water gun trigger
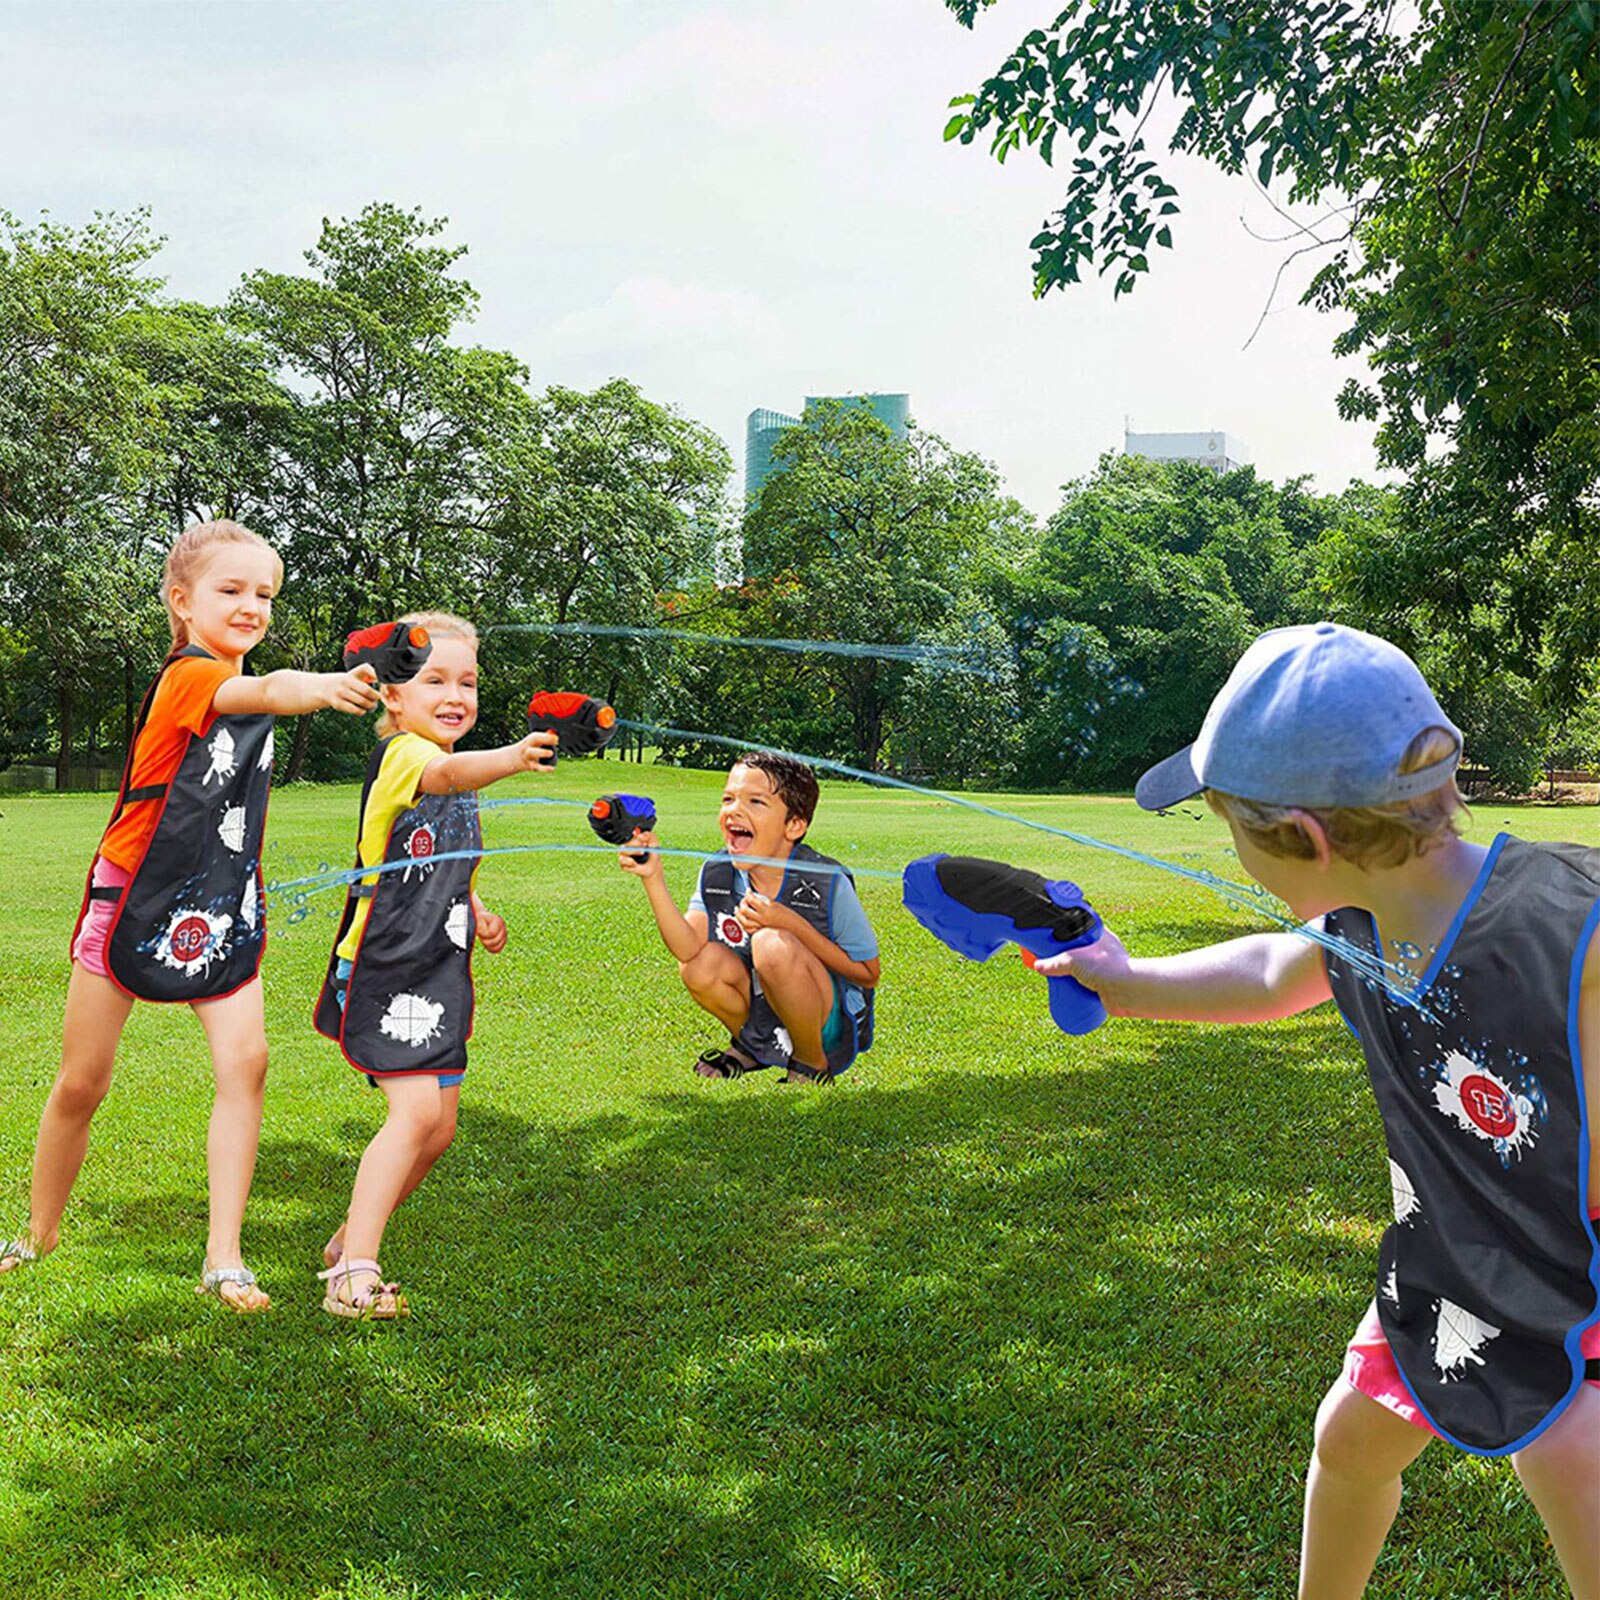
[527,693,618,758]
[901,853,1108,1035]
[588,792,656,864]
[343,622,433,684]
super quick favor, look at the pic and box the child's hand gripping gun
[343,622,433,684]
[588,793,656,865]
[526,693,618,760]
[902,854,1108,1034]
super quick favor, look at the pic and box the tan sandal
[318,1257,408,1320]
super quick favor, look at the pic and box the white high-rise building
[1124,429,1250,474]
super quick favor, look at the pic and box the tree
[733,400,1029,774]
[997,454,1329,787]
[478,378,731,746]
[230,203,535,777]
[0,210,170,784]
[945,1,1600,725]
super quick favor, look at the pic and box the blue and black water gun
[343,621,433,684]
[902,854,1108,1034]
[588,792,655,865]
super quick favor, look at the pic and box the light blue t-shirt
[689,857,877,1014]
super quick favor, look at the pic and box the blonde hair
[375,610,479,738]
[1206,726,1466,870]
[163,520,284,650]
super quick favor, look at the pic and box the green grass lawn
[0,767,1592,1598]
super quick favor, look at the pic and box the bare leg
[678,943,752,1041]
[324,1085,459,1265]
[2,963,136,1271]
[1299,1379,1432,1600]
[339,1075,444,1290]
[1513,1383,1600,1600]
[191,979,270,1311]
[749,928,834,1074]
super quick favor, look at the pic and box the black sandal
[695,1046,761,1079]
[777,1059,832,1085]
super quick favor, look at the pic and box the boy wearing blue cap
[1039,623,1599,1599]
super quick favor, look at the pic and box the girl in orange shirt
[0,520,378,1311]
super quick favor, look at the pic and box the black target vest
[1324,835,1600,1455]
[314,736,481,1076]
[700,841,875,1073]
[72,645,274,1003]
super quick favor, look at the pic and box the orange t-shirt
[98,653,240,872]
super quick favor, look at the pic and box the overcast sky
[5,0,1386,517]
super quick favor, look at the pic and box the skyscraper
[745,392,911,501]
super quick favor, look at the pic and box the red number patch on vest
[170,916,211,963]
[408,826,435,859]
[720,915,745,946]
[1458,1074,1517,1138]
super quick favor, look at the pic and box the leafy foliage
[946,0,1600,735]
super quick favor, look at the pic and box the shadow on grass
[0,1018,1560,1599]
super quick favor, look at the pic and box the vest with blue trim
[1324,835,1600,1455]
[700,841,875,1073]
[314,736,481,1076]
[73,645,274,1003]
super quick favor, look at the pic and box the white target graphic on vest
[155,907,232,973]
[218,805,247,852]
[379,992,446,1047]
[257,729,274,770]
[203,726,237,787]
[719,914,746,947]
[1432,1297,1501,1379]
[445,900,470,950]
[402,824,437,880]
[1429,1050,1543,1164]
[1389,1159,1420,1226]
[240,872,259,931]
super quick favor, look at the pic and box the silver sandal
[0,1238,38,1271]
[196,1262,267,1310]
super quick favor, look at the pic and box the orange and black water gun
[343,622,432,684]
[526,692,618,759]
[588,792,655,864]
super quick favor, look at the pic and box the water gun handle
[1017,946,1108,1035]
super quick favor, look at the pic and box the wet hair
[375,610,479,738]
[1206,727,1466,870]
[733,750,819,828]
[162,520,284,650]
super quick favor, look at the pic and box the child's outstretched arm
[1034,926,1332,1024]
[213,665,380,717]
[618,830,707,964]
[420,731,557,795]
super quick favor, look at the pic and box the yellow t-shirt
[335,732,446,962]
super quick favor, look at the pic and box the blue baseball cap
[1135,623,1462,812]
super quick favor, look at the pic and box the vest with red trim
[1324,835,1600,1455]
[72,645,274,1003]
[700,841,875,1074]
[314,736,481,1076]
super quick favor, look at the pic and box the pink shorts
[1343,1215,1600,1435]
[70,857,133,979]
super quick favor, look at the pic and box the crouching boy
[620,751,879,1083]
